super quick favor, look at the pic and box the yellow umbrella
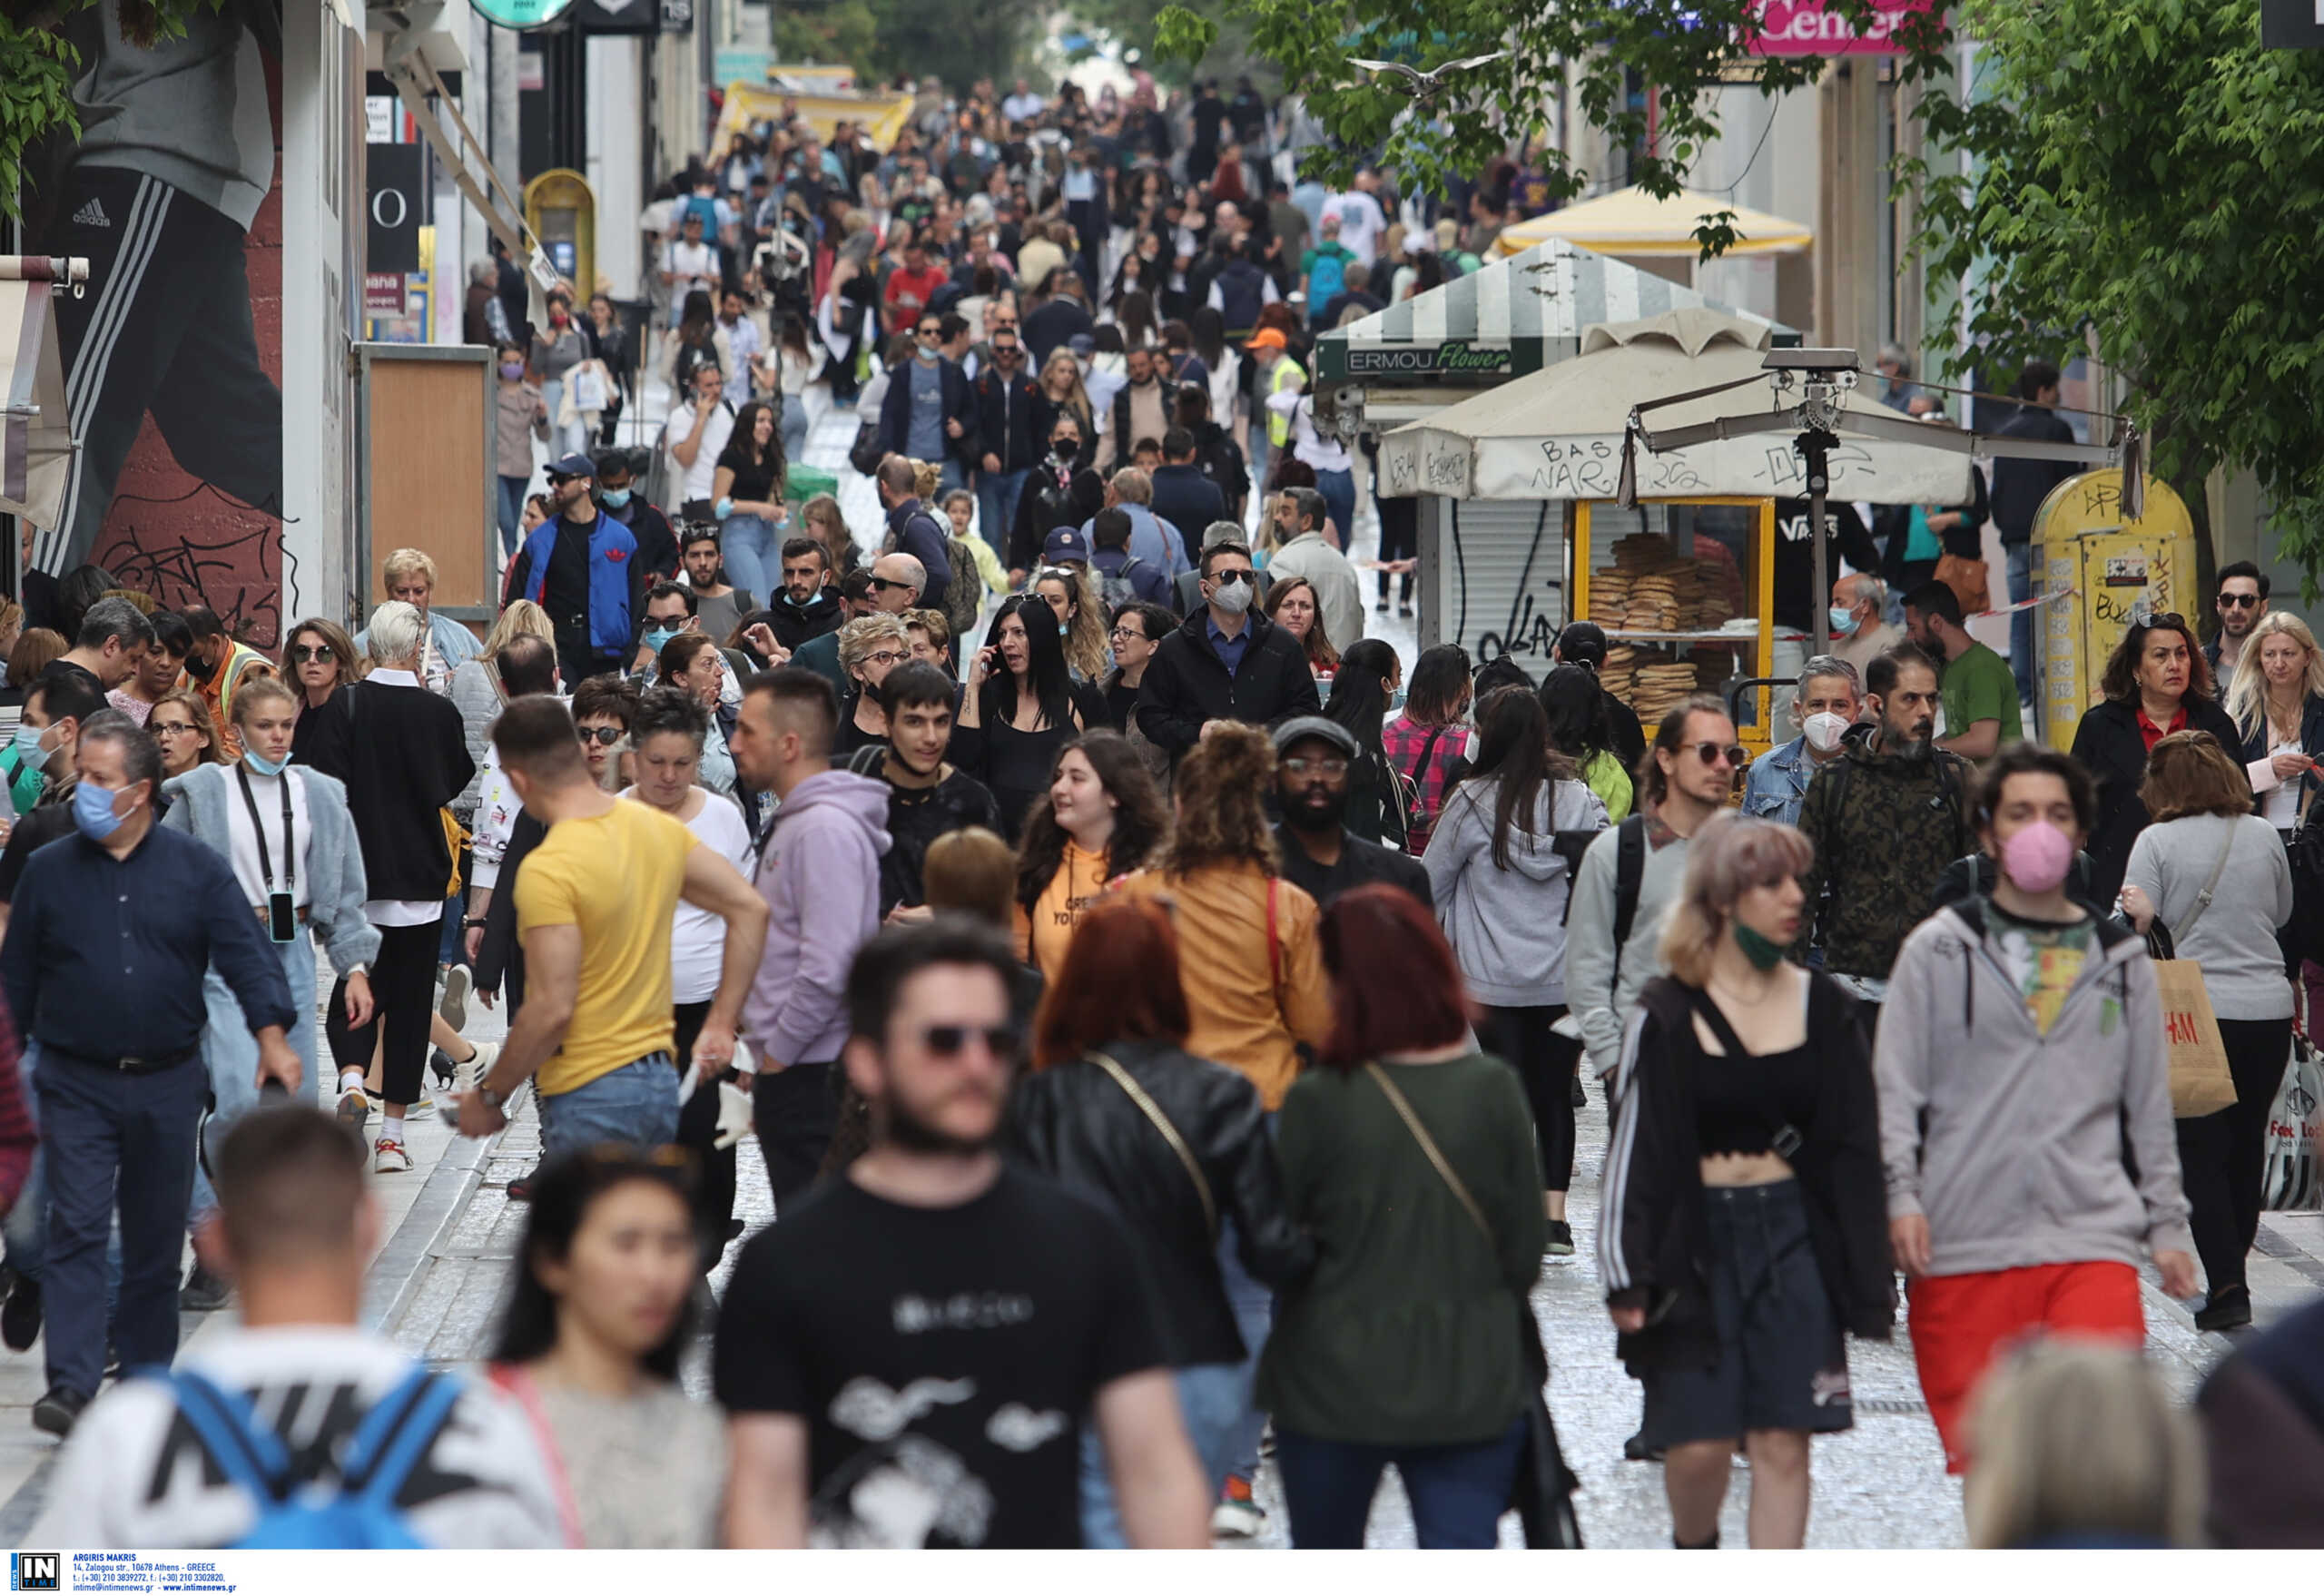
[1493,184,1813,259]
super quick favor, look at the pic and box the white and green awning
[1315,237,1791,383]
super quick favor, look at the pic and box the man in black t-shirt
[847,664,1001,916]
[1270,717,1432,910]
[714,921,1208,1549]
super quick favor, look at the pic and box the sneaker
[507,1166,537,1202]
[456,1041,498,1099]
[2195,1285,2252,1334]
[33,1385,86,1436]
[1544,1219,1575,1256]
[401,1095,436,1123]
[374,1137,413,1174]
[1211,1475,1264,1539]
[180,1262,231,1313]
[1,1275,41,1352]
[335,1082,369,1132]
[438,964,471,1032]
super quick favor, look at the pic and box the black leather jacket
[1005,1036,1315,1366]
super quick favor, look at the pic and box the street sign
[366,143,423,274]
[575,0,660,33]
[470,0,576,25]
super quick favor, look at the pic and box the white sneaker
[373,1136,413,1174]
[438,964,471,1032]
[455,1041,499,1100]
[1210,1496,1264,1539]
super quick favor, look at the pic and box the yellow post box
[523,169,596,300]
[2032,469,2197,748]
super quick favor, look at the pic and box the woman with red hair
[1008,899,1313,1548]
[1256,883,1546,1548]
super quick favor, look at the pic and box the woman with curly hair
[1013,730,1168,981]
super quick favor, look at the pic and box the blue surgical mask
[73,780,125,842]
[600,488,632,508]
[1059,620,1071,637]
[1829,605,1859,636]
[12,721,50,773]
[244,748,291,778]
[642,626,680,655]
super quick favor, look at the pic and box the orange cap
[1246,328,1287,351]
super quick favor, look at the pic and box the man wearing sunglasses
[2207,562,2270,679]
[716,919,1210,1549]
[1796,645,1979,1003]
[1136,539,1319,766]
[507,453,646,692]
[790,553,925,695]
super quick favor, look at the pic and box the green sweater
[1257,1053,1544,1445]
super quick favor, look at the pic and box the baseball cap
[1042,527,1091,564]
[547,452,596,481]
[1271,715,1357,758]
[1246,328,1287,352]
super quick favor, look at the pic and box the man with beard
[756,537,845,654]
[1270,717,1430,910]
[845,664,1000,916]
[714,920,1211,1548]
[1795,645,1978,1001]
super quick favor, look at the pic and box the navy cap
[547,452,596,479]
[1043,527,1091,564]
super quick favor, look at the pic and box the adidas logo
[72,197,109,229]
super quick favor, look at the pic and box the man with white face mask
[1741,656,1862,829]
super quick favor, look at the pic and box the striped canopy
[0,258,84,530]
[1315,238,1788,383]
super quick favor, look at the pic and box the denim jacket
[1741,734,1816,829]
[160,764,380,977]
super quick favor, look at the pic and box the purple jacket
[744,770,892,1069]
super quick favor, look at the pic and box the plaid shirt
[1383,715,1471,856]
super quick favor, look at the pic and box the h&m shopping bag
[2153,959,2238,1118]
[2263,1035,2323,1210]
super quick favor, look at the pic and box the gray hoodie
[1423,776,1607,1007]
[744,771,892,1069]
[1875,900,2193,1277]
[1565,814,1693,1079]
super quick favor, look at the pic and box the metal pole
[1809,483,1830,656]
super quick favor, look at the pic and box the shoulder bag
[1364,1063,1583,1550]
[1088,1052,1216,1239]
[2150,823,2238,1117]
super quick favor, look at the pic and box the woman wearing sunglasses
[2067,612,2247,906]
[284,617,363,759]
[487,1148,726,1547]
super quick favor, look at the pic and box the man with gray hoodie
[1876,743,2196,1475]
[733,668,893,1207]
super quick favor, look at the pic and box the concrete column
[1814,60,1881,360]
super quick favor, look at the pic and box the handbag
[2262,1031,2323,1210]
[2151,826,2240,1118]
[848,419,884,477]
[1933,552,1990,615]
[1088,1052,1216,1238]
[1364,1064,1584,1550]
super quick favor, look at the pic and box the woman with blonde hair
[1963,1340,2203,1548]
[2226,608,2324,837]
[1031,565,1109,683]
[449,598,559,823]
[1600,813,1891,1549]
[833,611,911,761]
[797,492,858,574]
[2119,730,2292,1333]
[1033,345,1096,447]
[1263,575,1339,677]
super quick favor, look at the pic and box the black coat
[975,368,1044,472]
[1603,974,1894,1376]
[294,678,475,904]
[1005,1037,1315,1366]
[753,590,846,656]
[2069,695,2249,906]
[473,811,547,1009]
[1136,606,1321,760]
[1149,463,1226,549]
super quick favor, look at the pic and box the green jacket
[1796,737,1977,980]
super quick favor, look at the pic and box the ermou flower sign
[1747,0,1938,54]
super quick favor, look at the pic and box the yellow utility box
[2032,469,2196,749]
[524,170,596,299]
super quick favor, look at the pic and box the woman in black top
[1600,814,1891,1550]
[2067,611,2248,905]
[711,399,789,607]
[1008,897,1312,1547]
[1323,638,1409,850]
[832,613,909,763]
[954,595,1105,836]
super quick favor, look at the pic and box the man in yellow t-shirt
[455,698,770,1159]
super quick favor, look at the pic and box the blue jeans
[190,931,320,1227]
[39,1050,206,1399]
[1276,1415,1528,1549]
[938,456,970,501]
[2005,540,2034,707]
[1217,1108,1279,1484]
[537,1053,680,1162]
[497,476,530,560]
[1249,433,1273,505]
[1078,1362,1246,1548]
[721,513,783,609]
[1315,468,1356,551]
[978,467,1030,557]
[781,393,811,464]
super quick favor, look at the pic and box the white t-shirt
[29,1326,565,1549]
[1321,192,1386,265]
[623,786,753,1004]
[663,400,735,504]
[225,765,313,911]
[664,239,719,306]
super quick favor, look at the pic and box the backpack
[159,1364,463,1549]
[1305,250,1346,325]
[1215,261,1265,336]
[1096,553,1150,610]
[941,537,986,640]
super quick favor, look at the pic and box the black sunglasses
[1689,742,1750,769]
[291,644,333,663]
[2218,594,2262,609]
[921,1024,1020,1059]
[867,575,918,593]
[1207,569,1253,586]
[578,725,625,746]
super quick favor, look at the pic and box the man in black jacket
[760,537,846,653]
[1149,429,1226,549]
[874,456,954,595]
[973,327,1042,554]
[1137,541,1319,764]
[1990,360,2081,706]
[876,313,977,497]
[1272,717,1431,910]
[1021,271,1095,367]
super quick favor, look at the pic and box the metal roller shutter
[1423,497,1574,683]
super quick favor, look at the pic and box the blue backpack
[1306,249,1347,325]
[161,1364,464,1549]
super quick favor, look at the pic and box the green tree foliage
[1906,0,2324,585]
[1,0,222,219]
[772,0,881,79]
[862,0,1046,91]
[1152,0,1907,241]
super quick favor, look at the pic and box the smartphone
[267,892,296,944]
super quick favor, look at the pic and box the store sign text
[1748,0,1935,55]
[1345,340,1512,376]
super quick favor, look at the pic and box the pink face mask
[2000,820,2073,894]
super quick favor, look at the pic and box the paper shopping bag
[2263,1035,2322,1210]
[2154,960,2237,1118]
